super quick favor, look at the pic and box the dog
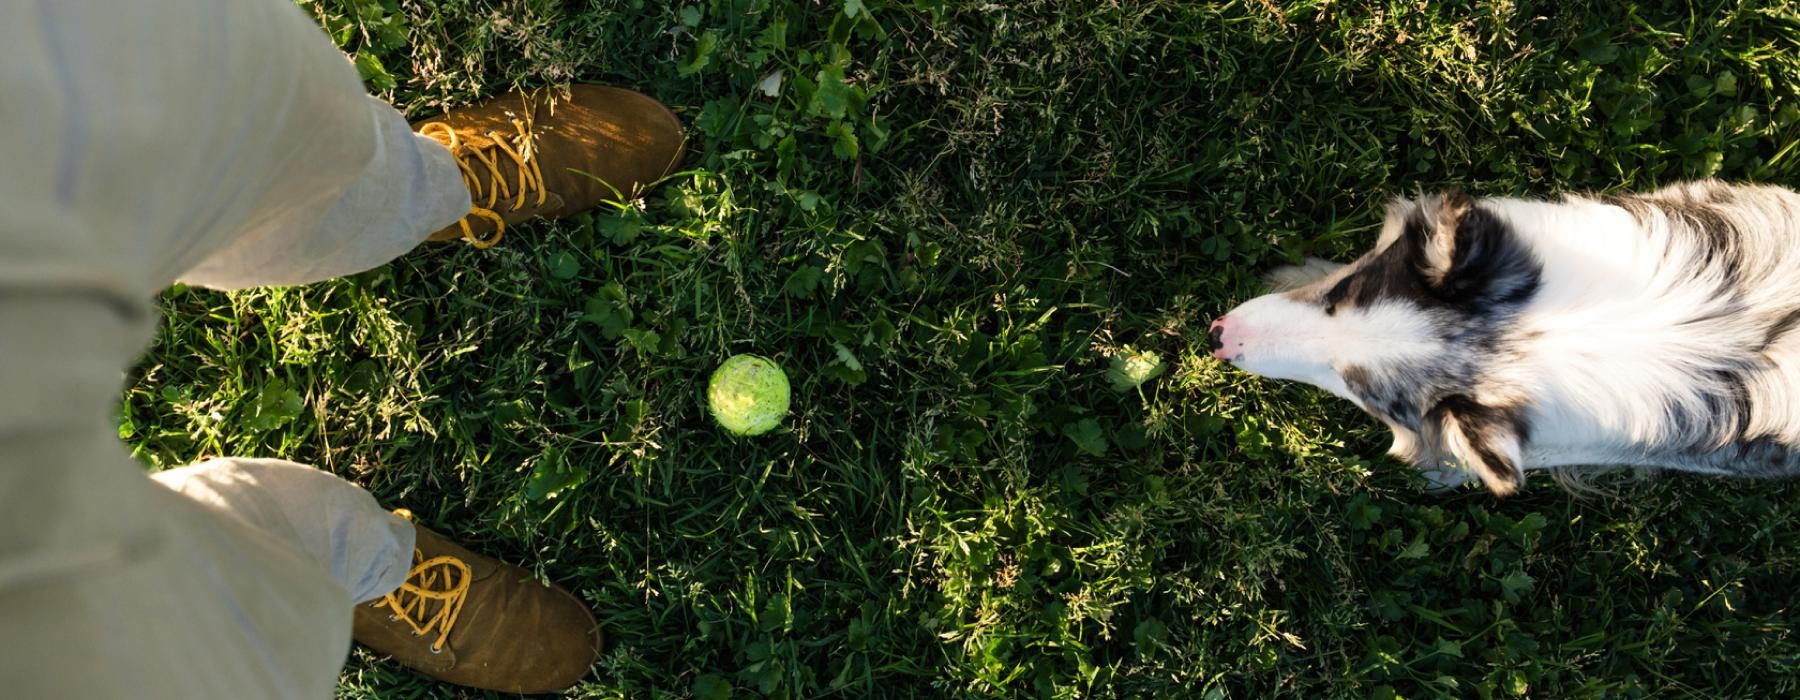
[1210,180,1800,495]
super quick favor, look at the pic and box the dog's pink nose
[1209,317,1230,360]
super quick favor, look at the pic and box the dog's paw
[1263,258,1344,293]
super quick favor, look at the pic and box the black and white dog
[1211,181,1800,495]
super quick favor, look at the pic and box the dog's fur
[1213,180,1800,495]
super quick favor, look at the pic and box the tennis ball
[707,354,791,435]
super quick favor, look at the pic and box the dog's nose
[1208,318,1227,356]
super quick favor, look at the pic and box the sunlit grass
[125,0,1800,696]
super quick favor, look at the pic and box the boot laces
[368,510,472,654]
[419,116,549,249]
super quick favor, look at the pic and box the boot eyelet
[410,631,421,638]
[387,614,399,622]
[429,644,444,655]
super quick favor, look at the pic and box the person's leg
[177,95,472,290]
[150,458,416,604]
[153,457,604,694]
[4,0,674,694]
[179,82,689,288]
[1,402,358,699]
[0,0,450,686]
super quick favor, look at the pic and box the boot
[353,510,601,694]
[415,85,686,248]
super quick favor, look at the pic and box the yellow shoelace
[368,509,472,654]
[419,119,549,249]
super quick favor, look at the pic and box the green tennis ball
[707,354,791,435]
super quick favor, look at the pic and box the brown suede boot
[414,84,686,248]
[353,510,601,694]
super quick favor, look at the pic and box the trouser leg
[151,457,416,604]
[177,95,471,291]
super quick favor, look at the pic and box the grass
[122,0,1800,697]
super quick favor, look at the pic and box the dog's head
[1211,191,1544,494]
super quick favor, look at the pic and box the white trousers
[1,0,472,697]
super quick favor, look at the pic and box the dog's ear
[1405,190,1538,304]
[1423,395,1526,496]
[1411,190,1471,287]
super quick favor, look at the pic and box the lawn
[124,0,1800,697]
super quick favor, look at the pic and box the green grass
[123,0,1800,697]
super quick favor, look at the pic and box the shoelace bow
[419,118,548,249]
[368,510,472,654]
